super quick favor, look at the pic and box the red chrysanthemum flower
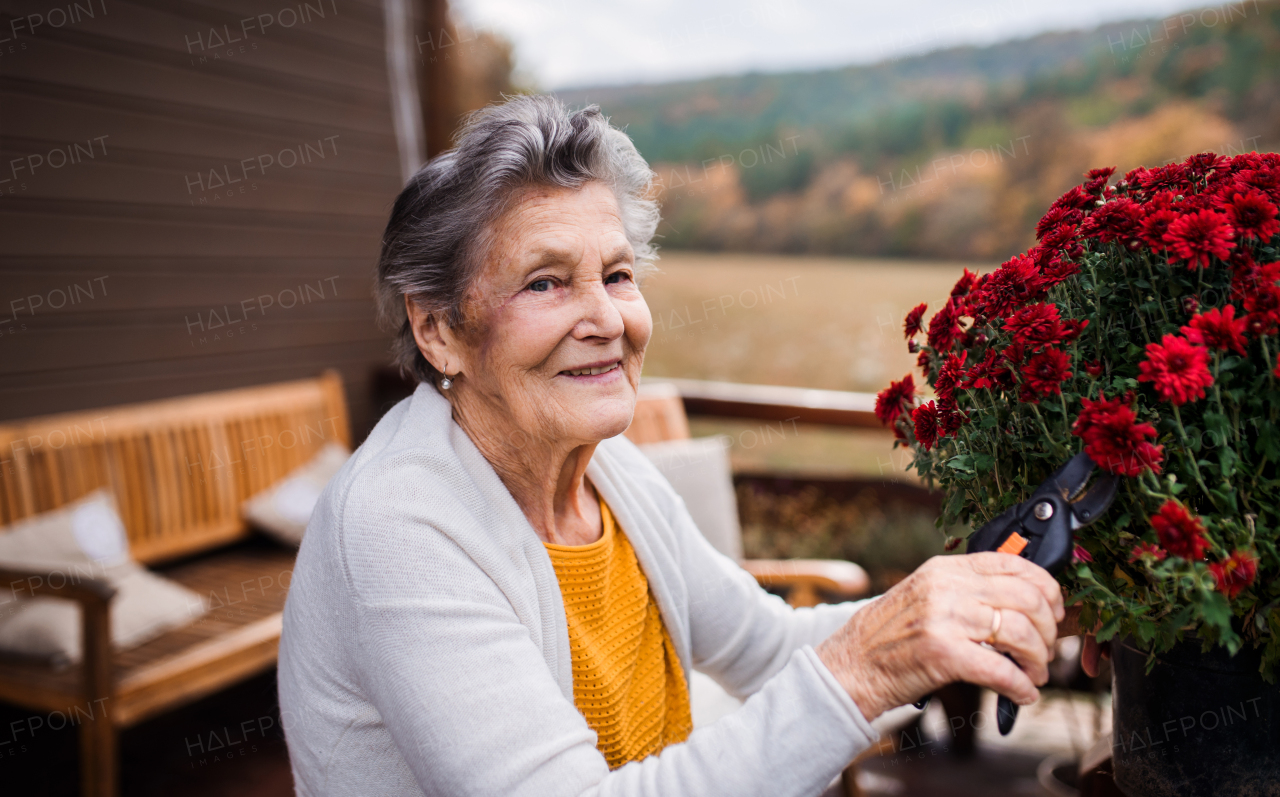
[1081,197,1141,243]
[1072,544,1094,564]
[1209,550,1258,600]
[963,348,1014,390]
[1040,256,1081,288]
[951,268,979,298]
[913,400,940,451]
[1235,167,1280,197]
[1181,306,1247,355]
[875,374,916,427]
[917,349,931,370]
[1138,334,1214,405]
[1185,152,1229,181]
[1084,360,1103,377]
[938,399,966,438]
[1244,286,1280,337]
[1003,340,1028,366]
[1071,391,1164,477]
[904,302,927,339]
[927,300,965,352]
[1086,166,1117,182]
[1004,303,1063,349]
[1163,210,1235,269]
[1060,318,1089,342]
[1140,163,1188,194]
[1083,176,1108,195]
[1019,348,1072,402]
[1150,500,1210,561]
[1139,208,1180,250]
[1120,166,1148,190]
[1229,250,1262,289]
[1035,206,1083,240]
[1051,185,1094,212]
[1038,223,1082,257]
[1226,189,1280,241]
[1237,262,1280,336]
[1128,542,1168,563]
[969,255,1046,322]
[935,352,967,402]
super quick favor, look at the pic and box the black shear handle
[912,453,1105,734]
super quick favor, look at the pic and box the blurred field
[639,251,985,479]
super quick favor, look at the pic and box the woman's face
[445,181,652,446]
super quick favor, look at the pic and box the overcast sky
[451,0,1216,89]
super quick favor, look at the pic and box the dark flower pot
[1111,635,1280,796]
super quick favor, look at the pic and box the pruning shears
[913,451,1119,735]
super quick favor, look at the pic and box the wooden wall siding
[0,0,414,439]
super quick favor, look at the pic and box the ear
[405,295,461,377]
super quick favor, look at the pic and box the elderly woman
[277,95,1065,796]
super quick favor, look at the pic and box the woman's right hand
[815,552,1064,722]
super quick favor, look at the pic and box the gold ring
[986,607,1002,645]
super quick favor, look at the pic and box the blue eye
[529,279,551,292]
[605,271,630,285]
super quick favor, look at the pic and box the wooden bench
[0,371,349,797]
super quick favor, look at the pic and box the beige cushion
[638,436,743,560]
[0,489,207,669]
[243,443,350,546]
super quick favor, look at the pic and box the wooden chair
[0,371,349,797]
[624,381,870,607]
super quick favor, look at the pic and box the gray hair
[374,94,660,384]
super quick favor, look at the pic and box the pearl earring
[440,374,453,390]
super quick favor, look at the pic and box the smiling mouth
[560,361,621,377]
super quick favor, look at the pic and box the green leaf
[1218,447,1239,480]
[1186,427,1203,453]
[1200,591,1232,630]
[1096,613,1124,643]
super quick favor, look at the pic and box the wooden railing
[640,377,941,512]
[647,378,881,429]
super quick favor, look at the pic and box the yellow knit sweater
[544,494,693,769]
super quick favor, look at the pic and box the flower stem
[1120,259,1155,343]
[1142,253,1172,328]
[1211,351,1236,444]
[1030,403,1071,458]
[1262,336,1278,394]
[1171,403,1222,513]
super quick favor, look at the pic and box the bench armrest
[739,558,871,608]
[0,567,116,605]
[0,566,116,711]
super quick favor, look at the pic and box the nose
[571,279,625,341]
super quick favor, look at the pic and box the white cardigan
[277,383,879,796]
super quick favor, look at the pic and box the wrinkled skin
[407,182,650,546]
[817,552,1065,721]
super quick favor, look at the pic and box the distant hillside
[557,2,1280,260]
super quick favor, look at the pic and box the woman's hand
[815,553,1064,722]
